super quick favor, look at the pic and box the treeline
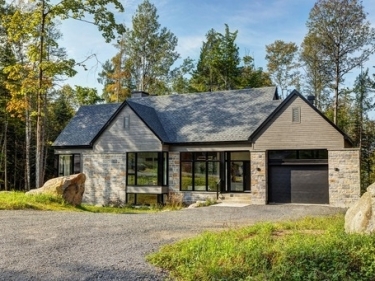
[1,0,375,192]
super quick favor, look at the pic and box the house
[52,87,360,207]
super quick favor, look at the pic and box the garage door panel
[268,165,328,204]
[291,167,329,204]
[268,166,291,203]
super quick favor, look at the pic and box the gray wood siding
[94,105,162,152]
[253,96,345,150]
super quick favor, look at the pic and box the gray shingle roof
[53,103,122,147]
[53,87,281,147]
[128,87,281,143]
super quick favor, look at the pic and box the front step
[218,193,251,204]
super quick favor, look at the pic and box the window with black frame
[180,152,220,191]
[56,154,81,176]
[126,152,168,186]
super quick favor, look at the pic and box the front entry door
[229,161,250,192]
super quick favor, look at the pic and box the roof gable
[249,90,353,145]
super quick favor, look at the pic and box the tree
[98,43,132,103]
[170,57,194,94]
[2,0,124,187]
[306,0,375,124]
[119,0,179,95]
[300,32,332,111]
[265,40,300,98]
[238,55,272,88]
[191,25,240,92]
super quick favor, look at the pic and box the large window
[180,152,221,192]
[56,154,81,176]
[126,152,168,186]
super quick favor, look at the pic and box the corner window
[180,152,220,192]
[56,154,81,176]
[126,152,168,186]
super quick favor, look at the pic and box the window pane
[181,152,192,161]
[181,162,193,191]
[268,150,297,160]
[194,162,206,191]
[73,154,81,173]
[59,155,71,176]
[136,194,158,205]
[137,152,158,185]
[230,151,249,161]
[163,152,168,186]
[127,175,135,185]
[127,153,135,173]
[207,152,220,161]
[194,152,206,161]
[208,162,220,191]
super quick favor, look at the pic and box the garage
[268,150,329,204]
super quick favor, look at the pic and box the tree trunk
[36,2,46,188]
[25,94,31,191]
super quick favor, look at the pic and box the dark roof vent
[307,95,315,105]
[131,91,149,98]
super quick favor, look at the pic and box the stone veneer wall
[83,153,126,205]
[328,149,360,208]
[250,151,267,204]
[168,152,180,193]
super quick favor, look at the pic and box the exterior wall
[250,151,267,204]
[81,105,163,205]
[328,149,360,207]
[94,105,162,153]
[253,96,345,150]
[83,153,126,206]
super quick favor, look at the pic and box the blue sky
[59,0,375,94]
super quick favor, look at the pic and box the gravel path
[0,204,345,281]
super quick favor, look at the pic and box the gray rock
[26,173,86,206]
[345,186,375,234]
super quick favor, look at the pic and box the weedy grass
[0,191,162,213]
[147,215,375,281]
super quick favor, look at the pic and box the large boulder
[26,173,86,206]
[345,183,375,234]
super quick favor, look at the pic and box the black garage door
[268,150,329,204]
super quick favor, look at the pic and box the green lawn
[147,215,375,281]
[0,191,163,213]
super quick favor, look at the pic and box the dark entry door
[229,161,250,192]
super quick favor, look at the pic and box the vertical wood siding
[253,96,345,150]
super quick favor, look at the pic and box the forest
[0,0,374,192]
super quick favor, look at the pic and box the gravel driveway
[0,204,345,281]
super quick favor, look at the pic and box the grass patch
[0,191,164,213]
[147,215,375,281]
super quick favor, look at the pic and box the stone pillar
[328,149,360,208]
[83,153,126,205]
[251,151,267,205]
[168,152,180,192]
